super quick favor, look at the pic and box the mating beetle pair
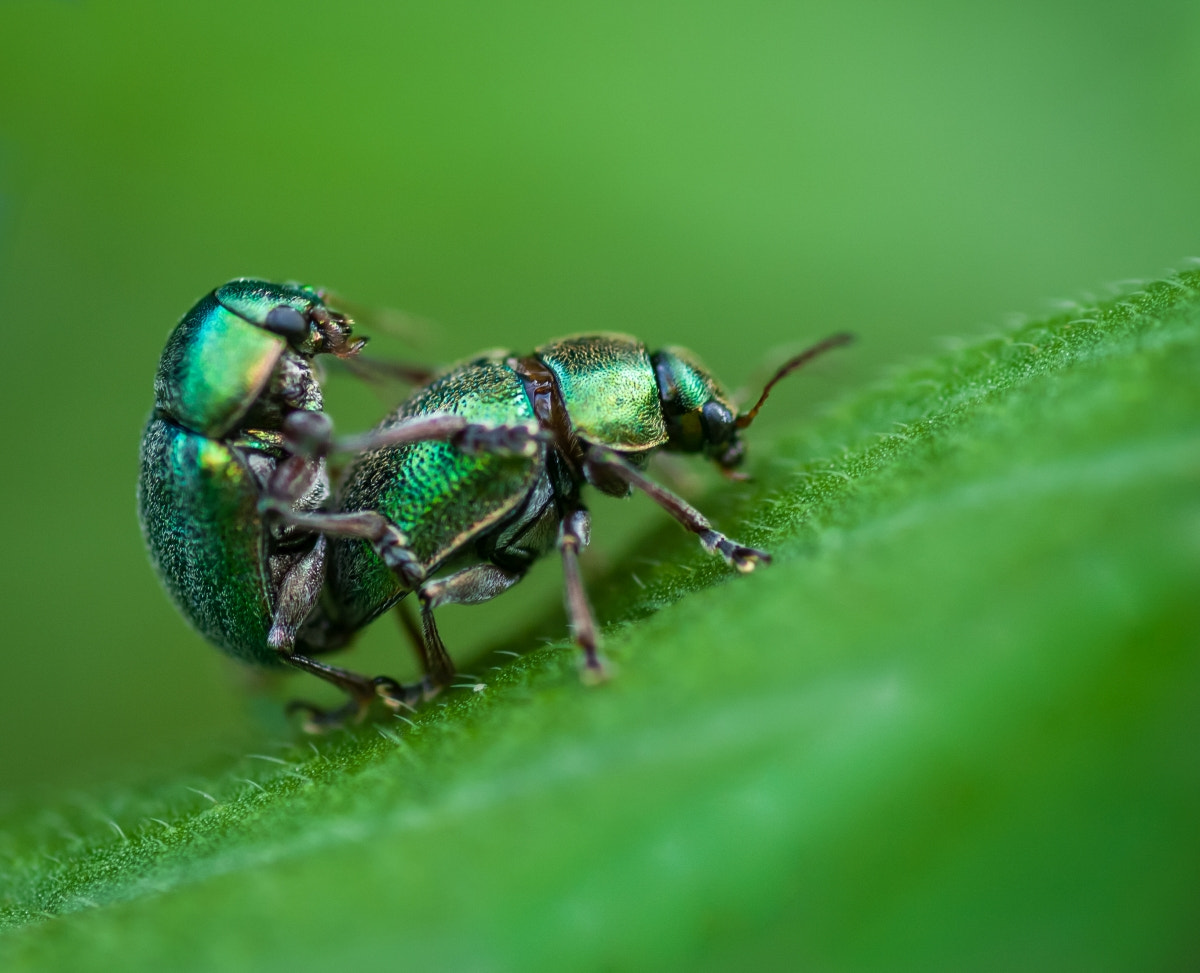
[138,279,849,727]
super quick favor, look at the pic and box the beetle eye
[701,401,734,444]
[264,304,310,339]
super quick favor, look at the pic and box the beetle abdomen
[138,417,280,665]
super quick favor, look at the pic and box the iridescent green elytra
[317,331,853,687]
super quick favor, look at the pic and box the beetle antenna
[736,332,854,429]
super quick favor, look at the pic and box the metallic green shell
[153,293,285,438]
[329,356,541,628]
[536,334,667,450]
[138,417,279,666]
[656,345,735,414]
[215,279,322,326]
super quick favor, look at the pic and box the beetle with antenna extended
[270,330,852,726]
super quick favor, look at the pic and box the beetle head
[215,279,365,358]
[652,333,854,471]
[651,346,742,466]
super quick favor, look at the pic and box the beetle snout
[309,306,365,358]
[712,437,745,469]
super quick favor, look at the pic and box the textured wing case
[138,417,278,665]
[330,358,541,627]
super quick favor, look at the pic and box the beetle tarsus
[451,420,544,457]
[700,530,771,572]
[376,674,442,708]
[372,675,438,711]
[378,530,425,589]
[285,696,370,733]
[579,654,611,684]
[277,652,406,732]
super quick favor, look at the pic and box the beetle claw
[372,674,438,711]
[729,546,771,573]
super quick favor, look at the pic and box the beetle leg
[265,535,331,655]
[391,599,430,676]
[261,505,426,589]
[583,445,770,573]
[264,535,425,731]
[281,658,430,732]
[334,414,545,457]
[281,657,384,732]
[558,507,604,677]
[276,411,544,472]
[403,564,527,696]
[361,602,448,713]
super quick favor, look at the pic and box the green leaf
[2,271,1198,972]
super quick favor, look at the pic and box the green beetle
[138,280,540,720]
[273,331,851,706]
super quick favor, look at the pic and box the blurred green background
[1,0,1197,799]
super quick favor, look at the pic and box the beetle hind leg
[402,564,526,697]
[558,507,605,678]
[269,534,426,731]
[282,656,384,731]
[278,645,432,732]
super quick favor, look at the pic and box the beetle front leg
[559,507,605,678]
[583,445,770,573]
[345,414,545,457]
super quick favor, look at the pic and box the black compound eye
[701,400,735,444]
[264,304,310,339]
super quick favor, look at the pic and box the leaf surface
[2,271,1198,972]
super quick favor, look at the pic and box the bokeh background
[1,0,1198,798]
